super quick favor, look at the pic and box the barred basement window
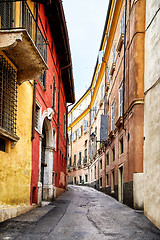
[0,55,17,136]
[0,137,5,152]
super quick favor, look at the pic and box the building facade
[143,0,160,229]
[0,0,75,222]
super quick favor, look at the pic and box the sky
[62,0,109,102]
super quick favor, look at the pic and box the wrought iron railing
[0,55,17,135]
[0,0,47,63]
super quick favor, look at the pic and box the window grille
[0,55,17,135]
[35,104,40,130]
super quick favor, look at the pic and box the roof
[32,0,75,103]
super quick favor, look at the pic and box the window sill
[0,127,19,143]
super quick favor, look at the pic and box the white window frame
[35,101,42,133]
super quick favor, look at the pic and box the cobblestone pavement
[0,185,160,240]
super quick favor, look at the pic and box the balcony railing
[0,0,47,63]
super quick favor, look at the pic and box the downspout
[123,0,127,130]
[66,102,74,186]
[31,80,37,141]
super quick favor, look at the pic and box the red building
[31,0,75,205]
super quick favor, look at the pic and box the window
[94,165,96,179]
[119,83,123,117]
[101,85,104,99]
[73,131,77,141]
[83,149,87,164]
[106,153,109,166]
[77,128,79,138]
[79,126,82,137]
[0,137,5,152]
[39,70,46,89]
[35,103,41,130]
[106,173,109,186]
[0,55,17,136]
[0,0,13,29]
[91,169,92,181]
[121,11,125,34]
[119,136,123,155]
[111,170,115,192]
[78,152,82,166]
[52,75,56,108]
[73,154,76,167]
[83,120,88,132]
[111,101,115,131]
[79,175,82,183]
[112,146,115,161]
[85,174,88,183]
[53,129,56,149]
[99,177,102,188]
[100,159,102,170]
[113,43,116,63]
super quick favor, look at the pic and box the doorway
[118,166,123,202]
[41,126,46,200]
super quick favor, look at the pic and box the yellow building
[0,0,47,222]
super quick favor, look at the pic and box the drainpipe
[31,80,37,141]
[66,102,74,185]
[57,63,71,152]
[123,0,127,130]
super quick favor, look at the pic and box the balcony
[0,1,48,84]
[110,62,116,77]
[115,116,123,129]
[117,33,124,56]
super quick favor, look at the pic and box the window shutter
[113,44,116,63]
[112,102,115,130]
[107,66,110,83]
[77,128,79,138]
[100,115,109,141]
[101,85,103,99]
[119,85,123,116]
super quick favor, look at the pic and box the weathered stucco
[144,0,160,229]
[0,60,33,207]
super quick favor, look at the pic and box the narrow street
[0,185,160,240]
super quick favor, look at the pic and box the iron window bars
[0,55,17,136]
[0,0,47,68]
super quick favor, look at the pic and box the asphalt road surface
[0,185,160,240]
